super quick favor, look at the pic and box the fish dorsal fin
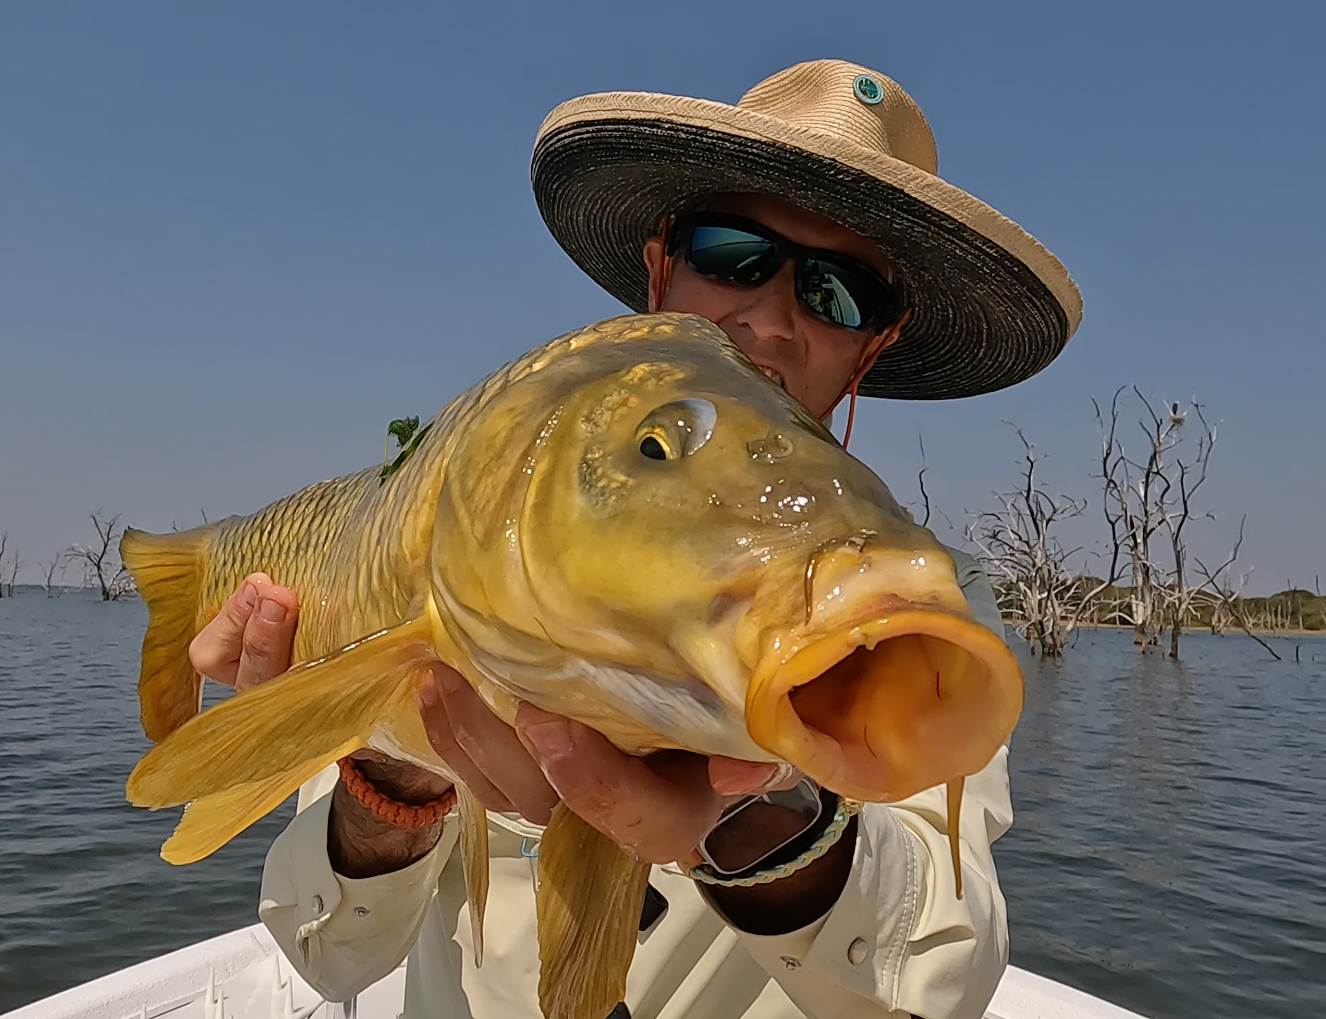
[127,615,435,810]
[536,804,651,1019]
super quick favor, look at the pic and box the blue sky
[1,1,1321,592]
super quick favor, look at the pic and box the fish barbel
[121,312,1022,1019]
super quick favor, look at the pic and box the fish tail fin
[120,524,222,742]
[457,783,491,967]
[161,743,358,864]
[127,616,434,831]
[536,804,651,1019]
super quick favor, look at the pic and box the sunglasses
[669,213,904,331]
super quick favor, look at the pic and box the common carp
[121,312,1022,1019]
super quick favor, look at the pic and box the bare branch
[3,545,19,597]
[1193,519,1281,660]
[66,511,132,601]
[43,552,66,597]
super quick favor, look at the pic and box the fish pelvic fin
[161,738,362,864]
[536,804,651,1019]
[120,524,224,742]
[946,776,964,900]
[127,615,435,811]
[456,783,490,967]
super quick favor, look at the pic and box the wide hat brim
[532,92,1082,400]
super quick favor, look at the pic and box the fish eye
[634,399,716,463]
[640,435,670,460]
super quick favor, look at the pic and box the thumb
[188,573,270,687]
[708,757,800,796]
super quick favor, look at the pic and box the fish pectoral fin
[946,776,964,900]
[161,737,363,864]
[536,804,651,1019]
[456,784,490,967]
[127,615,435,809]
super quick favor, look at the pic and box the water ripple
[1002,627,1326,1018]
[0,592,292,1011]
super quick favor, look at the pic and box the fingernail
[709,759,785,796]
[258,598,287,623]
[418,678,439,710]
[519,719,574,760]
[238,583,257,612]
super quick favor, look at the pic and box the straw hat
[531,59,1081,400]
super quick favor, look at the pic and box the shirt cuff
[735,799,1005,1019]
[734,804,918,1018]
[258,790,458,1002]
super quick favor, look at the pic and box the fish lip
[742,610,1023,802]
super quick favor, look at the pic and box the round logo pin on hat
[852,73,883,104]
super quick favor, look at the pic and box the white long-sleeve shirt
[258,550,1012,1019]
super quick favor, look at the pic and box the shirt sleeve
[257,786,459,1003]
[733,549,1014,1019]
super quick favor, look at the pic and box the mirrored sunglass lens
[688,225,778,284]
[802,259,874,328]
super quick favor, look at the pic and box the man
[192,60,1079,1019]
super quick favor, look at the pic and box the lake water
[0,591,1323,1017]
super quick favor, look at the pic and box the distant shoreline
[6,586,1323,638]
[1030,620,1325,639]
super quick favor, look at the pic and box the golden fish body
[122,312,1022,1019]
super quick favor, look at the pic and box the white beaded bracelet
[687,797,861,888]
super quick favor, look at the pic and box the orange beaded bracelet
[337,757,457,829]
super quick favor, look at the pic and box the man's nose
[734,261,799,344]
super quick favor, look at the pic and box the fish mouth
[744,611,1022,802]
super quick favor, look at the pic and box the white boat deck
[2,923,1147,1019]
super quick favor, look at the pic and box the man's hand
[418,666,787,864]
[191,579,852,926]
[189,575,451,878]
[421,676,849,933]
[191,576,783,865]
[189,572,299,691]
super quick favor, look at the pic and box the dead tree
[0,536,21,597]
[3,546,17,597]
[1147,399,1217,658]
[67,511,130,601]
[1094,388,1222,657]
[966,428,1114,656]
[1096,389,1165,645]
[43,553,67,596]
